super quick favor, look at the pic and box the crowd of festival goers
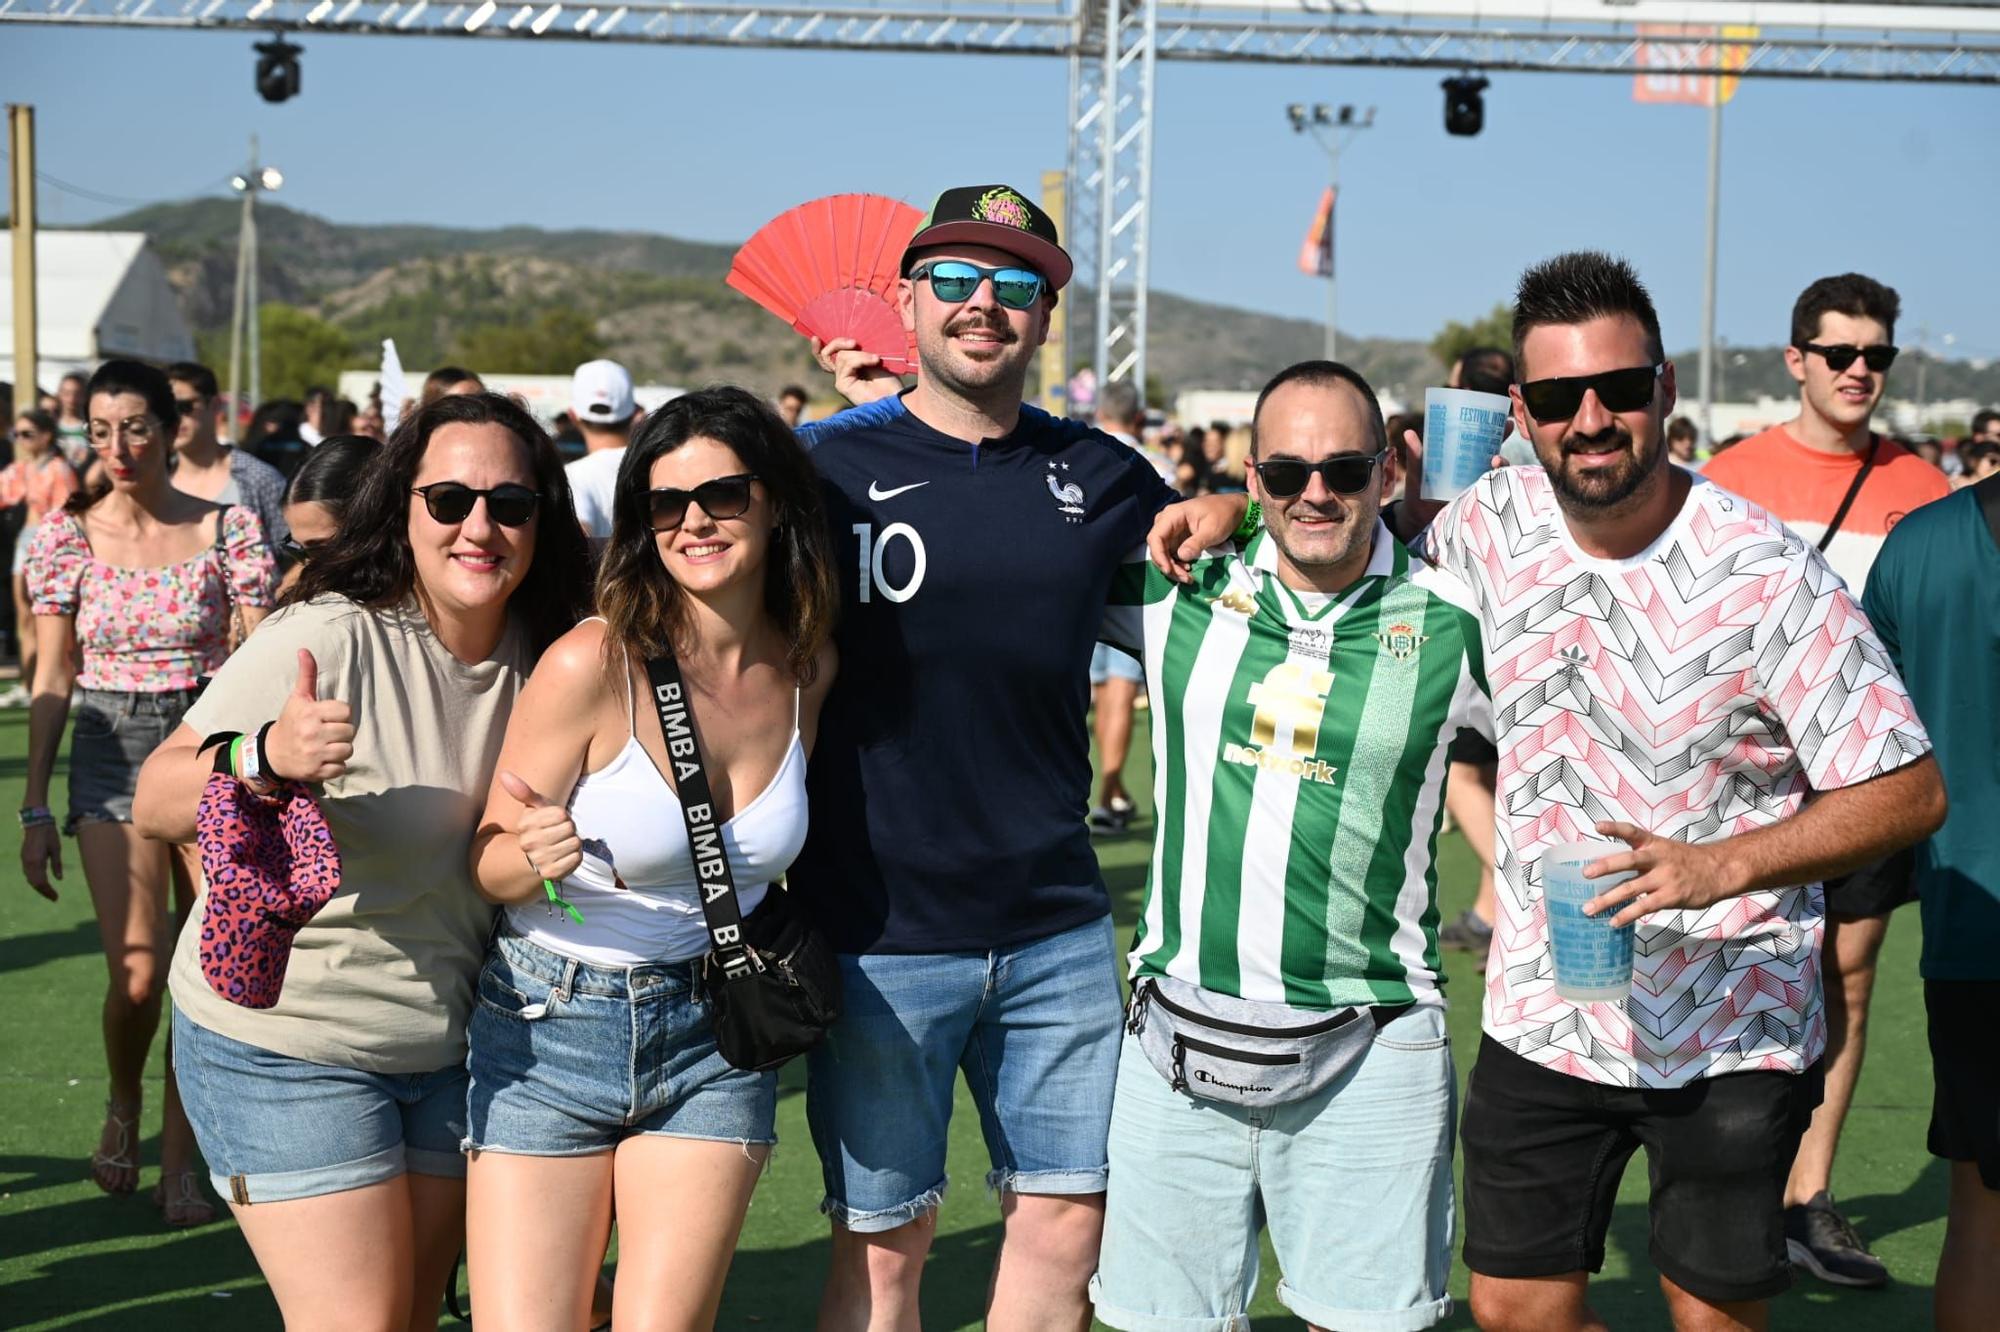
[6,184,1999,1332]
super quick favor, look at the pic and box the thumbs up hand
[500,770,583,884]
[266,648,356,783]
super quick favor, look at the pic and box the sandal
[90,1100,141,1195]
[152,1168,216,1228]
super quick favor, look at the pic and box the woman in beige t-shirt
[133,393,591,1331]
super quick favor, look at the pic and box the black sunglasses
[648,473,757,532]
[411,482,541,527]
[280,536,328,562]
[1518,364,1663,424]
[1252,450,1387,499]
[909,260,1046,311]
[1799,342,1898,375]
[173,398,205,415]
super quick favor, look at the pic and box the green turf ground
[0,705,1947,1329]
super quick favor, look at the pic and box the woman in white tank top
[466,386,839,1329]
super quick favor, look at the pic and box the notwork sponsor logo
[1194,1069,1274,1094]
[1222,741,1338,786]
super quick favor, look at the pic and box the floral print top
[27,506,277,693]
[0,454,81,524]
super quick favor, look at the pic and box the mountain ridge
[88,200,2000,412]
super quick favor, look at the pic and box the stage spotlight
[254,37,303,104]
[1442,74,1489,137]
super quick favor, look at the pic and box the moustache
[945,319,1016,343]
[1283,499,1348,520]
[1560,424,1635,454]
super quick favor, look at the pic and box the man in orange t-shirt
[1703,272,1950,1292]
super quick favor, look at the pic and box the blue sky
[9,26,1998,358]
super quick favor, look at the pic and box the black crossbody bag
[643,653,841,1072]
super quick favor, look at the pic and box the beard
[1266,497,1375,575]
[1538,421,1664,513]
[915,312,1030,401]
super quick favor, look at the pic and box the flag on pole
[381,338,408,438]
[1633,24,1758,105]
[1297,187,1335,278]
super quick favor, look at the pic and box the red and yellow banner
[1633,25,1759,105]
[1298,187,1335,278]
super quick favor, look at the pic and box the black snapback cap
[899,184,1073,291]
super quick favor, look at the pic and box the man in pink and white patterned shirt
[1395,251,1945,1332]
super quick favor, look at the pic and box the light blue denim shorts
[1092,1004,1457,1332]
[172,1008,468,1206]
[805,913,1123,1231]
[464,926,776,1156]
[1091,641,1145,685]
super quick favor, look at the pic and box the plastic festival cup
[1540,840,1637,1004]
[1419,386,1514,502]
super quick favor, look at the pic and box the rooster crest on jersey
[1045,460,1086,520]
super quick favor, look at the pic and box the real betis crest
[1375,622,1428,661]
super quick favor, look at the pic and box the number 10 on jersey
[852,523,928,604]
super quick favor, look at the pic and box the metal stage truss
[8,0,1998,397]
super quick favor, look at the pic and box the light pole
[1696,69,1724,450]
[1914,328,1955,431]
[1287,102,1374,362]
[227,136,282,434]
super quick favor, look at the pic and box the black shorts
[1461,1036,1825,1305]
[1822,847,1918,920]
[1927,979,2000,1189]
[1448,728,1498,767]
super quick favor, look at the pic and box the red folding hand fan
[727,194,923,377]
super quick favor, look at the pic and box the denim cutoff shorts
[464,926,776,1156]
[67,686,198,832]
[173,1008,469,1206]
[1091,642,1145,685]
[805,912,1123,1231]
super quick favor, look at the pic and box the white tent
[0,230,195,392]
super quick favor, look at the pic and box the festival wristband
[1234,500,1263,543]
[199,731,245,776]
[18,805,55,829]
[251,721,279,786]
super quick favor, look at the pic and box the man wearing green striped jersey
[1090,361,1489,1332]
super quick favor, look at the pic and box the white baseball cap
[571,359,637,425]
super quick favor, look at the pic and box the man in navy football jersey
[793,185,1245,1331]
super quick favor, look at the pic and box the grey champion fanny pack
[1127,974,1395,1109]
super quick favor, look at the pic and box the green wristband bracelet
[1233,500,1263,543]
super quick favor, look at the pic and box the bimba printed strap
[642,653,756,979]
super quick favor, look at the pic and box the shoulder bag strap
[1975,472,2000,554]
[642,653,757,980]
[212,505,243,637]
[1816,438,1880,554]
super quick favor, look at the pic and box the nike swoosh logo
[867,481,930,501]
